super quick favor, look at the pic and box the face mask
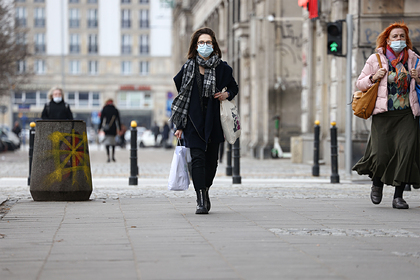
[389,40,407,53]
[53,97,62,103]
[197,44,213,58]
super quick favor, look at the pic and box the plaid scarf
[386,45,410,93]
[170,55,220,128]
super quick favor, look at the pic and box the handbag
[220,98,241,144]
[352,53,382,119]
[102,115,115,132]
[168,142,190,191]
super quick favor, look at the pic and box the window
[121,9,131,28]
[69,0,79,3]
[34,8,45,27]
[34,33,46,53]
[87,0,97,3]
[121,61,131,75]
[118,91,152,109]
[139,35,149,55]
[88,34,98,53]
[69,60,80,75]
[79,92,89,106]
[139,10,149,28]
[69,34,80,53]
[34,60,46,74]
[66,91,100,107]
[121,0,131,3]
[17,60,26,74]
[139,0,149,3]
[88,60,98,75]
[15,7,27,27]
[139,61,149,75]
[13,91,48,106]
[69,9,80,28]
[87,9,98,28]
[34,0,45,2]
[121,35,131,54]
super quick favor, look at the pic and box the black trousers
[190,141,219,191]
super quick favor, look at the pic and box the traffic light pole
[345,14,353,177]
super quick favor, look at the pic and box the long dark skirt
[352,108,420,187]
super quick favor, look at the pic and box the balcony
[88,45,98,54]
[34,44,46,53]
[121,20,131,28]
[69,45,80,53]
[139,45,149,55]
[34,18,45,28]
[88,19,98,28]
[69,19,79,28]
[121,46,131,54]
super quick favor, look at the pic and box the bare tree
[0,1,33,97]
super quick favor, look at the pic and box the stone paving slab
[1,196,420,280]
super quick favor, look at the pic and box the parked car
[137,130,161,148]
[0,127,20,151]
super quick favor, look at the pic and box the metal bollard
[312,120,320,177]
[232,138,241,184]
[330,122,340,183]
[129,121,138,185]
[28,122,36,186]
[226,143,232,176]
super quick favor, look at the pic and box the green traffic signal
[330,42,338,52]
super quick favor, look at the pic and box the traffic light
[327,21,343,56]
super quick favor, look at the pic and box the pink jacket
[356,47,420,116]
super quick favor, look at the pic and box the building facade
[173,0,420,166]
[173,0,303,158]
[8,0,173,131]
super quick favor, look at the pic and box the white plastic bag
[220,99,241,144]
[168,145,190,191]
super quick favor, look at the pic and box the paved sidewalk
[1,146,420,279]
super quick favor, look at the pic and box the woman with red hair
[353,22,420,209]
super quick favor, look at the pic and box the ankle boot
[195,189,208,214]
[205,188,211,212]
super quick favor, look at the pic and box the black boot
[195,189,208,214]
[205,188,211,212]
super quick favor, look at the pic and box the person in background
[151,122,160,146]
[98,99,121,163]
[172,27,239,214]
[41,87,73,120]
[161,122,170,148]
[352,22,420,209]
[12,121,21,138]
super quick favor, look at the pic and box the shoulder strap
[415,58,419,69]
[375,53,382,68]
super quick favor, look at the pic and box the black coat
[99,104,121,136]
[173,61,239,151]
[41,100,73,120]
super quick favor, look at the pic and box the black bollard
[129,121,138,185]
[312,120,320,177]
[27,122,36,186]
[232,138,241,184]
[226,143,232,176]
[330,122,340,183]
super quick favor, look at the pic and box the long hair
[47,87,64,101]
[376,22,413,51]
[187,27,222,59]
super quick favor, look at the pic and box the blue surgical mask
[197,45,213,58]
[53,97,62,103]
[389,40,407,53]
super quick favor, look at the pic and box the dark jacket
[173,60,239,151]
[99,104,121,136]
[41,100,73,120]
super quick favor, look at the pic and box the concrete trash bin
[30,120,93,201]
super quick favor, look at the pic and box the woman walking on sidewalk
[171,27,239,214]
[99,99,121,163]
[353,22,420,209]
